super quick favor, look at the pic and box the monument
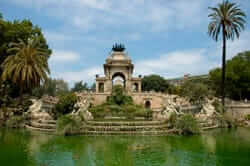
[96,44,142,93]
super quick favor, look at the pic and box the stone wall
[226,104,250,119]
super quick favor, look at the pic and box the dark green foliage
[0,14,51,100]
[209,51,250,100]
[5,115,26,128]
[89,85,152,119]
[180,81,210,104]
[245,115,250,121]
[112,43,125,52]
[71,81,88,92]
[175,114,200,135]
[53,92,77,118]
[56,115,82,136]
[107,85,133,105]
[89,104,152,120]
[142,74,169,92]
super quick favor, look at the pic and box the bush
[107,85,133,105]
[53,92,77,118]
[6,115,26,128]
[175,114,200,135]
[56,115,82,136]
[180,81,210,105]
[168,112,177,127]
[245,114,250,121]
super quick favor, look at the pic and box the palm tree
[1,38,50,97]
[208,0,246,107]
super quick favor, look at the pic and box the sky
[1,0,250,86]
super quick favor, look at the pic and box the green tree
[54,92,78,118]
[71,81,88,92]
[180,81,210,105]
[208,0,246,106]
[142,74,169,92]
[209,51,250,100]
[1,38,50,97]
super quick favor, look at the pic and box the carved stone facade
[96,51,142,93]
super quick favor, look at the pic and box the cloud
[53,66,103,85]
[134,49,217,78]
[8,0,217,32]
[50,50,80,63]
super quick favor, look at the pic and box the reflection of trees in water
[0,129,36,166]
[2,128,250,166]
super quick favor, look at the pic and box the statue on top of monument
[112,43,126,52]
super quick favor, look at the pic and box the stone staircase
[82,120,173,135]
[25,119,218,135]
[25,119,56,132]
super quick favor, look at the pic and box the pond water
[0,128,250,166]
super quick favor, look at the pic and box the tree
[142,74,169,92]
[208,1,246,106]
[1,38,50,97]
[209,51,250,100]
[180,81,210,105]
[71,81,88,92]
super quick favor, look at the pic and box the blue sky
[1,0,250,86]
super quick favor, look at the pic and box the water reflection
[0,128,250,166]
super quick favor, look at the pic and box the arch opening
[145,100,151,109]
[112,72,126,88]
[98,82,104,93]
[132,83,139,92]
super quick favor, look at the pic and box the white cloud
[8,0,217,32]
[134,49,216,78]
[53,66,103,84]
[50,50,80,63]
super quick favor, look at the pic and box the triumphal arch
[96,46,142,93]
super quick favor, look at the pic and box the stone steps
[86,120,165,126]
[25,125,56,132]
[84,124,169,132]
[30,121,56,129]
[83,129,177,135]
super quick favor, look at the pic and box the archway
[145,100,151,109]
[112,72,126,89]
[132,83,139,92]
[98,82,104,93]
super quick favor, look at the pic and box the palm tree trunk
[222,24,226,108]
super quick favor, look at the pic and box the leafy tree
[142,74,169,92]
[54,92,77,118]
[208,1,246,106]
[32,78,70,97]
[1,38,50,97]
[71,81,88,92]
[180,81,210,105]
[108,85,133,105]
[209,51,250,100]
[55,79,69,95]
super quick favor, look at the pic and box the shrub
[56,115,82,136]
[175,114,200,135]
[245,114,250,121]
[107,85,133,105]
[53,92,77,118]
[168,112,177,127]
[6,115,26,128]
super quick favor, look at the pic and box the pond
[0,128,250,166]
